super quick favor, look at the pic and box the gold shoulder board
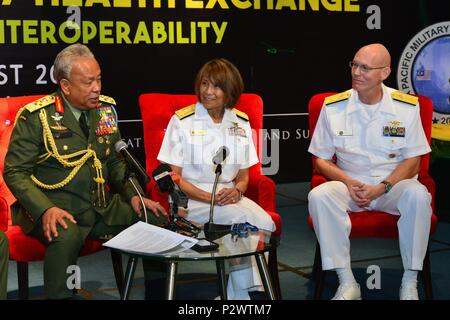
[175,104,195,120]
[24,95,55,113]
[99,95,116,105]
[233,108,249,121]
[324,91,351,106]
[391,91,418,106]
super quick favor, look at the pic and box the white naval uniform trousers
[308,85,432,271]
[158,102,275,299]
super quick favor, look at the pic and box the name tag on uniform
[190,130,207,136]
[335,129,353,136]
[52,131,73,139]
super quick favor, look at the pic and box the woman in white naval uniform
[158,58,275,300]
[308,44,432,300]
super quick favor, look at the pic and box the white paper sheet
[103,221,198,255]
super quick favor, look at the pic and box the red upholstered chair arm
[146,181,170,212]
[311,172,328,189]
[246,174,277,212]
[0,196,7,232]
[418,174,436,210]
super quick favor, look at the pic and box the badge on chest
[190,129,208,136]
[96,106,118,136]
[335,129,353,136]
[228,122,247,138]
[383,121,405,137]
[50,112,72,138]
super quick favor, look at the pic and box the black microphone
[114,140,150,185]
[152,163,174,193]
[212,146,230,165]
[152,163,188,208]
[152,164,199,235]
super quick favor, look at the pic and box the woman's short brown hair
[194,58,244,109]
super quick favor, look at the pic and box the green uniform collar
[59,91,89,124]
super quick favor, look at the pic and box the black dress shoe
[145,278,166,300]
[249,291,268,300]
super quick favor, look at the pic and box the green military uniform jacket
[4,91,142,234]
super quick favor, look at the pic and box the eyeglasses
[349,61,387,73]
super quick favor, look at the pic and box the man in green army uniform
[0,231,8,300]
[4,44,167,299]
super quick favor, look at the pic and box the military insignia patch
[24,95,55,113]
[99,95,116,106]
[383,125,405,137]
[228,123,247,137]
[232,109,249,121]
[175,105,195,120]
[391,91,418,106]
[95,106,118,136]
[325,91,351,106]
[50,112,68,131]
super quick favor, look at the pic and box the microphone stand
[205,164,232,241]
[166,193,200,237]
[208,163,222,226]
[167,194,177,231]
[128,176,148,224]
[120,168,147,300]
[124,168,148,224]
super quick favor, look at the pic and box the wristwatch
[381,180,393,193]
[235,187,244,200]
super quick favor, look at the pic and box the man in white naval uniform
[308,43,432,300]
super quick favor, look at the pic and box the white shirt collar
[194,102,239,125]
[347,84,395,116]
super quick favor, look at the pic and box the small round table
[117,230,276,300]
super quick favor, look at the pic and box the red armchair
[307,93,438,299]
[139,93,282,299]
[0,95,123,299]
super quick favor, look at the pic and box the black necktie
[79,112,89,137]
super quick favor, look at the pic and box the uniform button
[388,153,396,158]
[91,190,95,194]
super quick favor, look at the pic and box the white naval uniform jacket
[158,102,275,231]
[309,85,431,185]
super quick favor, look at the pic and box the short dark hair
[194,58,244,109]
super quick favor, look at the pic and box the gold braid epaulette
[30,109,107,207]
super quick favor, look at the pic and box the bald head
[351,43,391,104]
[355,43,391,68]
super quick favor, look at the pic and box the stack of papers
[103,221,198,255]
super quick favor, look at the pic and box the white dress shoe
[399,285,419,300]
[331,283,362,300]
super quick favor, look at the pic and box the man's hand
[131,195,167,218]
[345,179,371,208]
[216,187,240,206]
[42,207,77,242]
[355,184,385,203]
